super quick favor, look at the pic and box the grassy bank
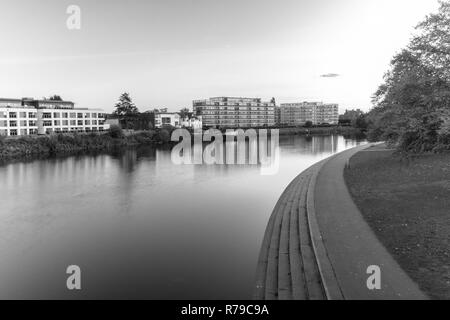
[0,129,170,163]
[344,144,450,299]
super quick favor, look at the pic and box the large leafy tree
[113,92,139,117]
[369,0,450,153]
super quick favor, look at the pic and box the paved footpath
[314,143,427,299]
[254,143,427,300]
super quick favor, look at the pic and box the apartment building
[0,98,109,136]
[193,97,275,128]
[280,102,339,125]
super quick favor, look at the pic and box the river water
[0,135,365,299]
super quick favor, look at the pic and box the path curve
[254,143,427,300]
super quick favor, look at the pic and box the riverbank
[0,130,170,163]
[344,144,450,299]
[276,126,364,137]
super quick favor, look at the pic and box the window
[28,112,36,118]
[0,120,7,127]
[0,112,7,118]
[77,120,83,126]
[20,120,27,126]
[70,113,76,118]
[70,120,76,126]
[92,120,97,125]
[45,128,53,134]
[29,129,38,135]
[9,129,17,136]
[20,129,27,136]
[9,112,17,118]
[43,113,52,118]
[29,120,37,126]
[92,113,97,118]
[9,120,17,127]
[20,112,27,118]
[84,113,91,118]
[43,121,52,127]
[77,113,83,118]
[62,113,68,118]
[54,120,60,126]
[162,117,171,124]
[62,120,69,126]
[85,120,90,125]
[53,112,60,118]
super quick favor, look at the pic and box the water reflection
[0,135,365,299]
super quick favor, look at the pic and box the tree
[304,121,313,128]
[339,109,365,122]
[178,108,190,119]
[49,95,63,101]
[113,93,139,117]
[368,1,450,153]
[113,93,139,130]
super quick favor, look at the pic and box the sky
[0,0,441,113]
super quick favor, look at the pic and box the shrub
[156,129,171,144]
[109,125,124,139]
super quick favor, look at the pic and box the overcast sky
[0,0,440,112]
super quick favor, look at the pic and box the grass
[344,144,450,299]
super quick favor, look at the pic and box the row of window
[0,111,105,119]
[0,120,105,127]
[42,112,103,119]
[198,106,274,111]
[43,120,103,127]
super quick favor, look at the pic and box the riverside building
[280,102,339,126]
[0,98,109,136]
[193,97,276,128]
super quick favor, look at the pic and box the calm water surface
[0,135,365,299]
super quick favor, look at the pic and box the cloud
[320,73,340,78]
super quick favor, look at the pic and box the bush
[304,121,313,128]
[156,129,171,144]
[109,125,124,139]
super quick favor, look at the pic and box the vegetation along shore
[0,126,173,163]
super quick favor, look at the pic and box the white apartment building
[0,98,109,137]
[280,102,339,125]
[154,112,181,128]
[193,97,276,128]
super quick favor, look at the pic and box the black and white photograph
[0,0,449,311]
